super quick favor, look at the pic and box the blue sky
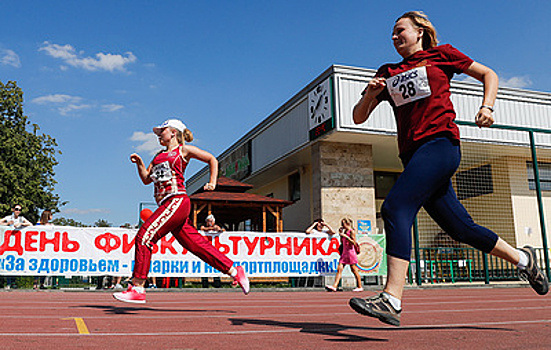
[1,1,550,226]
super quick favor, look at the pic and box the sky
[1,1,550,227]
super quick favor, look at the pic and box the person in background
[36,210,53,226]
[200,214,225,288]
[305,219,336,235]
[325,217,363,293]
[200,214,225,232]
[0,204,32,228]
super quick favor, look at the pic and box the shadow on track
[229,318,515,343]
[76,304,237,315]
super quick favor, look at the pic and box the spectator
[200,214,224,288]
[200,214,225,232]
[305,219,335,235]
[36,210,53,226]
[0,204,32,228]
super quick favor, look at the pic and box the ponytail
[174,128,194,145]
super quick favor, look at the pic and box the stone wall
[311,141,376,233]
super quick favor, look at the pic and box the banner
[0,226,386,277]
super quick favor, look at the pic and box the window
[526,161,551,191]
[288,172,301,202]
[456,164,493,200]
[374,171,400,199]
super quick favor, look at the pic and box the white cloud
[62,208,110,215]
[59,104,93,116]
[130,131,162,155]
[32,94,91,116]
[499,76,532,89]
[32,94,82,104]
[459,74,532,89]
[101,104,124,112]
[1,49,21,68]
[39,41,137,72]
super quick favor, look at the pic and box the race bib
[150,161,172,183]
[386,66,431,107]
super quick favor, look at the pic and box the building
[188,65,551,250]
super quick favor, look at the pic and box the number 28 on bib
[386,66,431,107]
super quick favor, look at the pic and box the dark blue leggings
[381,137,499,261]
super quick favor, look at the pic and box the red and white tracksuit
[132,147,232,279]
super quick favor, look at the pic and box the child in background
[325,217,363,293]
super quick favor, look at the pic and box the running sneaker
[519,246,549,295]
[231,266,250,295]
[349,293,401,326]
[325,285,337,292]
[352,287,364,292]
[113,286,146,304]
[148,284,157,289]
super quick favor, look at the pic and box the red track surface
[0,286,549,349]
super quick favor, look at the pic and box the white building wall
[251,99,309,173]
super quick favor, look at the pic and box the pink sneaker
[113,286,146,304]
[231,266,250,295]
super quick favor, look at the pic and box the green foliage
[0,81,63,223]
[51,217,89,227]
[94,219,112,227]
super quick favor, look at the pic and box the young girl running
[114,119,249,303]
[349,11,548,326]
[325,218,363,292]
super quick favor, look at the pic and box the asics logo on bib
[391,70,419,87]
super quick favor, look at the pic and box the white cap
[206,214,215,222]
[153,119,187,135]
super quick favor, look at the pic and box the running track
[0,286,549,349]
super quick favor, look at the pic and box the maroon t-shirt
[374,44,474,156]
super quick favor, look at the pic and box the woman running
[349,11,548,326]
[114,119,249,303]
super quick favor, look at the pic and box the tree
[51,217,88,227]
[94,219,112,227]
[0,80,63,223]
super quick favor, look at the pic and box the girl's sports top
[149,147,187,204]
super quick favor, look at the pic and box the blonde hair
[174,128,194,144]
[341,217,353,227]
[397,11,439,50]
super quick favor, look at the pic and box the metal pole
[529,131,551,278]
[413,218,422,286]
[483,253,490,284]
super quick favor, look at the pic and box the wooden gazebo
[189,177,292,232]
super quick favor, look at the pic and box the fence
[410,121,551,285]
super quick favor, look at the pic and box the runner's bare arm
[353,77,386,124]
[130,153,153,185]
[464,62,498,128]
[184,145,218,190]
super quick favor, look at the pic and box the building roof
[190,176,291,206]
[192,176,254,194]
[190,190,292,206]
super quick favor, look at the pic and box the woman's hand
[204,182,216,191]
[364,77,387,98]
[130,153,143,165]
[475,107,494,128]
